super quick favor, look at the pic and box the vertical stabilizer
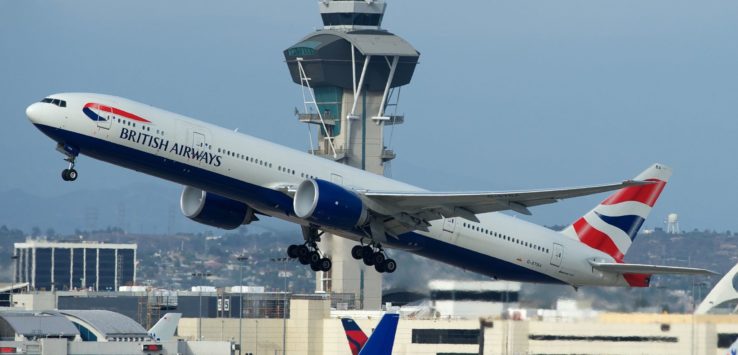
[358,313,399,355]
[561,164,671,286]
[341,318,369,355]
[148,313,182,342]
[562,163,671,260]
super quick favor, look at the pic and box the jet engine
[180,186,257,230]
[293,179,368,230]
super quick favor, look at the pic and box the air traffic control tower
[284,0,419,309]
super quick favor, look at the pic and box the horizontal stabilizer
[589,261,716,275]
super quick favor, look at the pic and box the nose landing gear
[57,143,79,182]
[61,158,78,182]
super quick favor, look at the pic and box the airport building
[13,240,136,292]
[7,281,738,355]
[0,309,232,355]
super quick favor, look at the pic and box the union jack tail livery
[562,164,672,286]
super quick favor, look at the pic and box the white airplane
[26,93,713,287]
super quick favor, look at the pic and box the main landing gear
[351,242,396,274]
[287,226,332,272]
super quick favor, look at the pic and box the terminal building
[7,281,738,355]
[13,240,136,291]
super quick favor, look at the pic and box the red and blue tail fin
[341,318,368,355]
[561,164,671,286]
[359,314,399,355]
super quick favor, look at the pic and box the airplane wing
[589,261,716,275]
[363,180,651,225]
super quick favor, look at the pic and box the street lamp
[10,254,18,307]
[236,255,249,355]
[271,257,293,355]
[191,271,212,340]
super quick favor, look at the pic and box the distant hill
[0,184,291,234]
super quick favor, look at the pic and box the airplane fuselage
[26,93,631,287]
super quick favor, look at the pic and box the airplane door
[97,106,111,130]
[192,132,206,149]
[550,243,564,267]
[442,218,456,233]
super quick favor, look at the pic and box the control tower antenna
[283,0,420,310]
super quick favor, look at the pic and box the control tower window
[321,13,382,27]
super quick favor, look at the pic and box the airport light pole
[9,254,18,307]
[236,255,249,355]
[271,257,293,355]
[191,271,212,340]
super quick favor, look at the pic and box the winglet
[358,313,399,355]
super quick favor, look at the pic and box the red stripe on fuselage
[572,218,624,262]
[601,179,666,207]
[84,102,151,123]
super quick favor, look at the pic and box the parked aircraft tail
[341,318,369,355]
[148,313,181,341]
[341,314,399,355]
[358,313,399,355]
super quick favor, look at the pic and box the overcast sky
[2,0,738,231]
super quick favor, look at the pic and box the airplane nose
[26,102,43,124]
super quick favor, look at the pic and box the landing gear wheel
[298,254,310,265]
[372,252,386,266]
[310,260,321,272]
[363,254,375,266]
[319,258,332,272]
[383,259,397,273]
[62,169,77,181]
[308,251,321,264]
[351,245,363,260]
[287,245,299,259]
[296,245,310,258]
[374,262,386,273]
[361,246,374,259]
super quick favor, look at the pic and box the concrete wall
[179,298,329,355]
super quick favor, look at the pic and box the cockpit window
[40,98,67,107]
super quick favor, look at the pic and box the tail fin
[148,313,181,342]
[358,313,399,355]
[341,318,369,355]
[562,163,671,262]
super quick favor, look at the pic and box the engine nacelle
[180,186,256,230]
[293,179,368,230]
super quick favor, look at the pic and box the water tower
[666,213,680,234]
[284,0,420,309]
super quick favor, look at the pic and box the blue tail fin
[358,314,399,355]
